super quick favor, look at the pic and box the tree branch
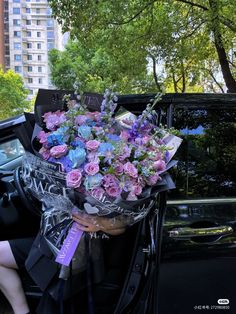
[111,0,157,25]
[176,0,208,11]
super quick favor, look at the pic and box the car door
[159,104,236,314]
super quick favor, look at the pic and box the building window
[13,19,21,26]
[13,8,20,14]
[47,20,53,27]
[27,55,32,61]
[13,0,20,2]
[26,31,31,37]
[14,42,21,49]
[28,78,33,83]
[38,78,42,84]
[27,43,32,49]
[36,8,40,14]
[28,66,33,72]
[37,43,41,49]
[26,20,31,25]
[36,20,41,25]
[15,66,22,73]
[38,66,42,72]
[26,8,31,14]
[47,42,54,50]
[47,8,52,15]
[38,55,42,61]
[29,90,34,95]
[47,31,54,39]
[37,32,41,38]
[14,54,21,61]
[14,31,21,37]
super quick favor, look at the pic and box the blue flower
[86,118,96,127]
[49,156,73,173]
[84,173,103,190]
[98,143,114,155]
[68,148,86,168]
[78,125,91,140]
[106,134,120,142]
[47,133,64,147]
[70,138,86,149]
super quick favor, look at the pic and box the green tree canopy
[49,40,156,94]
[49,0,236,93]
[0,68,30,120]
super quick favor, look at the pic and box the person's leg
[0,241,30,314]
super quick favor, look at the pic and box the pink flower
[119,145,131,161]
[120,130,130,140]
[126,192,138,201]
[75,115,87,125]
[84,162,99,176]
[123,162,138,178]
[43,111,66,130]
[49,144,68,158]
[102,174,118,188]
[153,160,166,172]
[39,147,50,160]
[131,184,142,195]
[37,131,49,145]
[91,187,105,199]
[147,174,160,186]
[66,169,82,188]
[114,162,124,176]
[86,140,100,151]
[86,111,101,122]
[105,185,122,198]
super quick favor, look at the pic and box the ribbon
[55,222,83,266]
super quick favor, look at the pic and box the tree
[0,68,31,120]
[49,0,236,93]
[49,40,157,93]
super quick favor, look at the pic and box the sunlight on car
[0,139,24,166]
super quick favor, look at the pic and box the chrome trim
[167,198,236,205]
[169,225,233,239]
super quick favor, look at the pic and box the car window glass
[0,139,24,166]
[169,107,236,199]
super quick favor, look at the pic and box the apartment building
[1,0,66,98]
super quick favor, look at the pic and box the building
[1,0,67,98]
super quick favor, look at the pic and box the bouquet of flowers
[22,88,182,271]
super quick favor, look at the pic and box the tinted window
[169,106,236,199]
[0,139,24,166]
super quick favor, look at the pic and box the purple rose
[86,140,100,151]
[123,162,138,178]
[131,184,142,196]
[84,162,100,176]
[37,130,49,145]
[75,115,87,125]
[50,144,68,158]
[126,192,138,201]
[43,111,66,130]
[66,169,82,188]
[90,187,105,199]
[153,160,166,172]
[146,174,160,186]
[102,174,118,188]
[114,162,124,176]
[105,184,122,198]
[39,147,50,160]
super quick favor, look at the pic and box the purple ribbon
[55,222,83,266]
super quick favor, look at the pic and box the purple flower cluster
[38,91,169,201]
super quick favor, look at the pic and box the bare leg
[0,241,29,314]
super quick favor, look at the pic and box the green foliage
[49,40,156,94]
[49,0,236,93]
[0,68,31,120]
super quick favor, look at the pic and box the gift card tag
[84,202,99,214]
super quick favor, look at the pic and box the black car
[0,90,236,314]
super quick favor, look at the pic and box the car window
[169,107,236,199]
[0,139,24,166]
